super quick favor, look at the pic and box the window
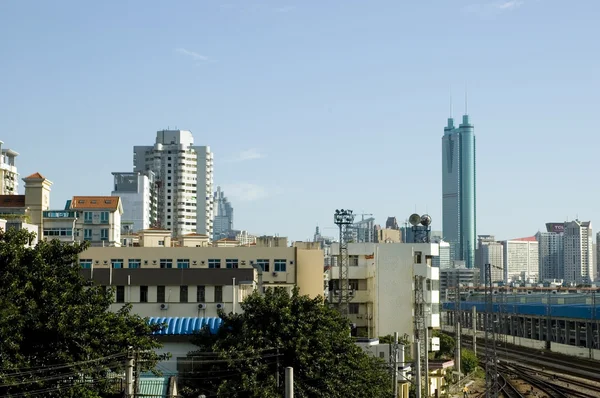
[415,251,422,264]
[43,228,73,236]
[256,259,270,272]
[116,286,125,303]
[158,240,165,246]
[128,259,141,269]
[84,229,92,241]
[197,286,205,302]
[274,259,286,272]
[349,279,359,291]
[226,259,238,269]
[350,255,359,266]
[208,259,221,269]
[160,259,173,269]
[180,286,188,303]
[100,211,109,223]
[140,286,148,303]
[177,259,190,269]
[101,229,109,241]
[84,211,93,223]
[349,303,359,314]
[111,259,123,269]
[80,259,92,269]
[157,286,166,303]
[214,286,223,302]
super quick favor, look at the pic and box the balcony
[43,211,78,219]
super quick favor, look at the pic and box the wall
[295,248,326,299]
[155,340,198,375]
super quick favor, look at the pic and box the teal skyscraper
[442,115,476,268]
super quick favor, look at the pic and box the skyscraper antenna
[465,83,468,115]
[450,94,453,118]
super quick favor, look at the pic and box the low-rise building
[78,235,324,319]
[329,242,440,339]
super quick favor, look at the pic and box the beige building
[78,230,324,318]
[329,242,440,339]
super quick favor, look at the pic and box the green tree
[0,228,164,397]
[432,330,455,359]
[461,349,478,374]
[180,288,393,398]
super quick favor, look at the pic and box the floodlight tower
[334,209,355,317]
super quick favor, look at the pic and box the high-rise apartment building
[502,237,539,283]
[442,115,476,268]
[564,220,593,284]
[111,171,157,233]
[133,130,214,238]
[0,141,19,195]
[213,186,233,241]
[432,239,451,269]
[475,235,503,282]
[536,223,565,281]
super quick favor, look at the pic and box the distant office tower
[442,115,476,268]
[0,141,19,195]
[133,130,214,238]
[213,186,233,241]
[502,237,539,283]
[111,171,157,233]
[432,240,451,269]
[563,220,593,284]
[351,217,376,243]
[385,217,399,230]
[536,223,565,281]
[475,235,503,282]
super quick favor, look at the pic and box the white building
[432,239,451,269]
[213,186,233,241]
[475,235,504,283]
[111,171,157,233]
[329,242,440,339]
[0,141,19,195]
[133,130,214,239]
[502,237,539,283]
[564,220,593,284]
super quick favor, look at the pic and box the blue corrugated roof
[138,377,169,397]
[443,302,600,320]
[147,317,222,335]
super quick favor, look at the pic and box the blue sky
[1,0,599,242]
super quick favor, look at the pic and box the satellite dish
[409,213,421,226]
[420,214,432,227]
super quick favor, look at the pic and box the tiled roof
[511,236,537,242]
[70,196,120,211]
[183,233,209,237]
[0,195,25,208]
[23,172,45,179]
[217,238,238,242]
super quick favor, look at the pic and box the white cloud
[174,48,210,62]
[464,0,524,15]
[222,183,269,201]
[229,148,264,162]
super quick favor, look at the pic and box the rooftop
[148,317,222,335]
[23,172,45,180]
[70,196,120,211]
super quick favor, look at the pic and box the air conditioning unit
[272,272,278,277]
[198,303,207,310]
[160,303,169,310]
[216,303,224,310]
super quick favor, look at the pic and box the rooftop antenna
[450,93,453,118]
[465,82,468,115]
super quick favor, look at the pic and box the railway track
[500,364,569,398]
[498,372,525,398]
[509,363,600,398]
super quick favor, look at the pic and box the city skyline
[2,1,600,242]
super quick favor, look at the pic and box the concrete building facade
[78,236,324,318]
[111,171,157,233]
[442,115,476,268]
[329,242,440,339]
[133,130,214,238]
[564,220,593,284]
[537,223,565,282]
[0,141,19,195]
[475,235,504,283]
[503,237,539,283]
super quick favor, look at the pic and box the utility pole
[285,367,294,398]
[392,332,399,398]
[472,305,477,355]
[424,326,430,397]
[484,264,499,398]
[125,348,134,397]
[414,275,427,398]
[454,268,461,381]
